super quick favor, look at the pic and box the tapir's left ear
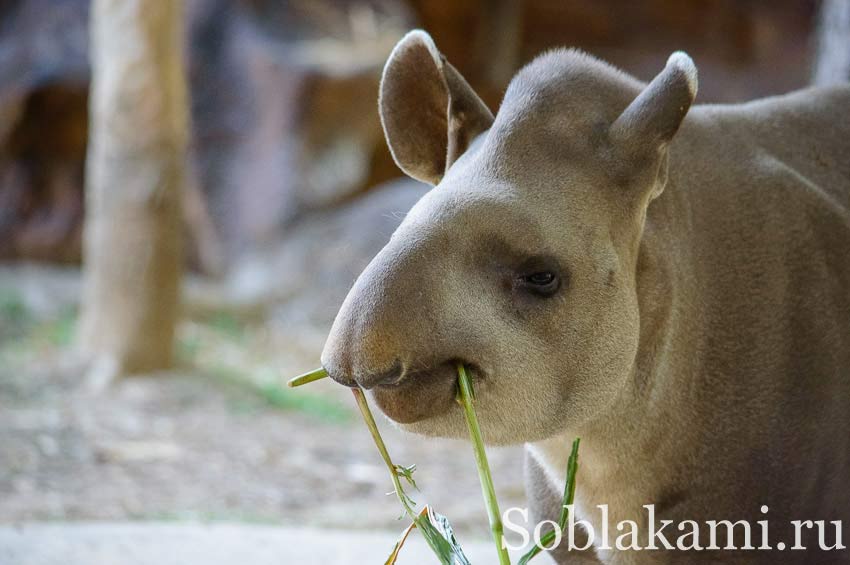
[610,51,698,156]
[379,30,494,185]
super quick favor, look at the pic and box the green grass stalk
[517,437,580,564]
[287,367,328,388]
[351,388,464,564]
[456,363,512,565]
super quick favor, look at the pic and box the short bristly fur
[323,30,850,564]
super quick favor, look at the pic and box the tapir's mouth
[371,361,466,424]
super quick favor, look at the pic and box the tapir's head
[322,31,697,444]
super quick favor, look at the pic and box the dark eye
[525,272,555,286]
[519,270,560,297]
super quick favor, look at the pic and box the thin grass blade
[517,437,581,565]
[385,517,419,565]
[287,367,328,387]
[351,388,468,564]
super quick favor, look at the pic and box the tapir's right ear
[610,51,698,157]
[379,30,494,185]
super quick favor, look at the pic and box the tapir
[322,30,850,564]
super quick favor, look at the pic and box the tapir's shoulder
[673,85,850,207]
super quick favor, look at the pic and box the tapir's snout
[320,245,464,424]
[319,250,407,389]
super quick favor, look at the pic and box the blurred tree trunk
[813,0,850,85]
[79,0,187,382]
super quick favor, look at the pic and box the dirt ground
[0,264,527,541]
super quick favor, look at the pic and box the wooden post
[79,0,187,381]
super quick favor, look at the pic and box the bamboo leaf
[426,506,470,564]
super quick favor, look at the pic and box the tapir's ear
[379,30,494,185]
[610,52,697,156]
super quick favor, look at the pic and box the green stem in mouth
[287,367,328,388]
[456,363,512,565]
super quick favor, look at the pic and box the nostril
[355,361,404,390]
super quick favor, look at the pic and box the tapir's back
[668,84,850,393]
[736,86,849,204]
[658,85,850,548]
[685,86,850,209]
[668,85,850,283]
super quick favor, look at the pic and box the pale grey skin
[322,30,850,564]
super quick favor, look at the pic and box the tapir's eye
[518,270,560,297]
[510,255,562,299]
[526,272,555,286]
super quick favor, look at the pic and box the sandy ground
[0,264,530,551]
[0,353,527,536]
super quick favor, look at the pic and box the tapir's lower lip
[371,362,467,424]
